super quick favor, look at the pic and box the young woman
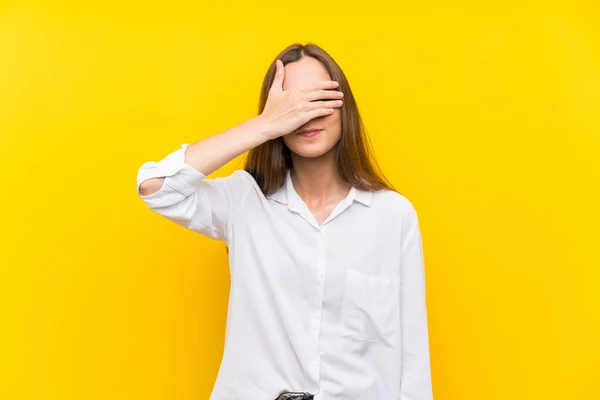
[137,43,433,400]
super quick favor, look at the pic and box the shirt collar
[266,169,372,207]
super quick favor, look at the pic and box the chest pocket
[340,269,401,347]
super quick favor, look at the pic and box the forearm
[139,115,270,197]
[184,115,271,176]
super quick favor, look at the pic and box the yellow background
[1,1,599,399]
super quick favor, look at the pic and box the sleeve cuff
[136,143,207,198]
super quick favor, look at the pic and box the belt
[274,391,315,400]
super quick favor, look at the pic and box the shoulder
[206,169,257,204]
[214,169,256,186]
[226,169,267,202]
[372,189,419,221]
[229,169,261,192]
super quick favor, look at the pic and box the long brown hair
[244,42,396,195]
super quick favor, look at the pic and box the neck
[289,148,351,205]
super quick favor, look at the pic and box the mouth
[297,129,323,138]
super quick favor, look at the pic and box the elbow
[138,177,165,197]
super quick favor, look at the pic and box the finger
[305,99,343,110]
[304,89,344,102]
[304,107,336,121]
[270,59,284,92]
[299,80,339,92]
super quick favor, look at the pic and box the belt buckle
[275,391,314,400]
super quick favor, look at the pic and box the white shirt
[136,143,434,400]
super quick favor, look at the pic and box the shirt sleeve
[136,143,253,242]
[400,204,434,400]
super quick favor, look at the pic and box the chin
[285,140,338,159]
[290,147,331,158]
[283,132,340,159]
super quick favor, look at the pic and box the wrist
[251,114,276,141]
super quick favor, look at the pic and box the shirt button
[319,272,324,279]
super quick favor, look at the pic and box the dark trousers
[274,391,315,400]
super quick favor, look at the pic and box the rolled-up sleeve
[136,143,252,241]
[400,204,434,400]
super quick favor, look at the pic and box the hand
[259,59,344,140]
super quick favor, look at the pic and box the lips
[297,129,323,137]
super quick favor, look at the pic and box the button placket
[311,230,327,370]
[313,248,326,325]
